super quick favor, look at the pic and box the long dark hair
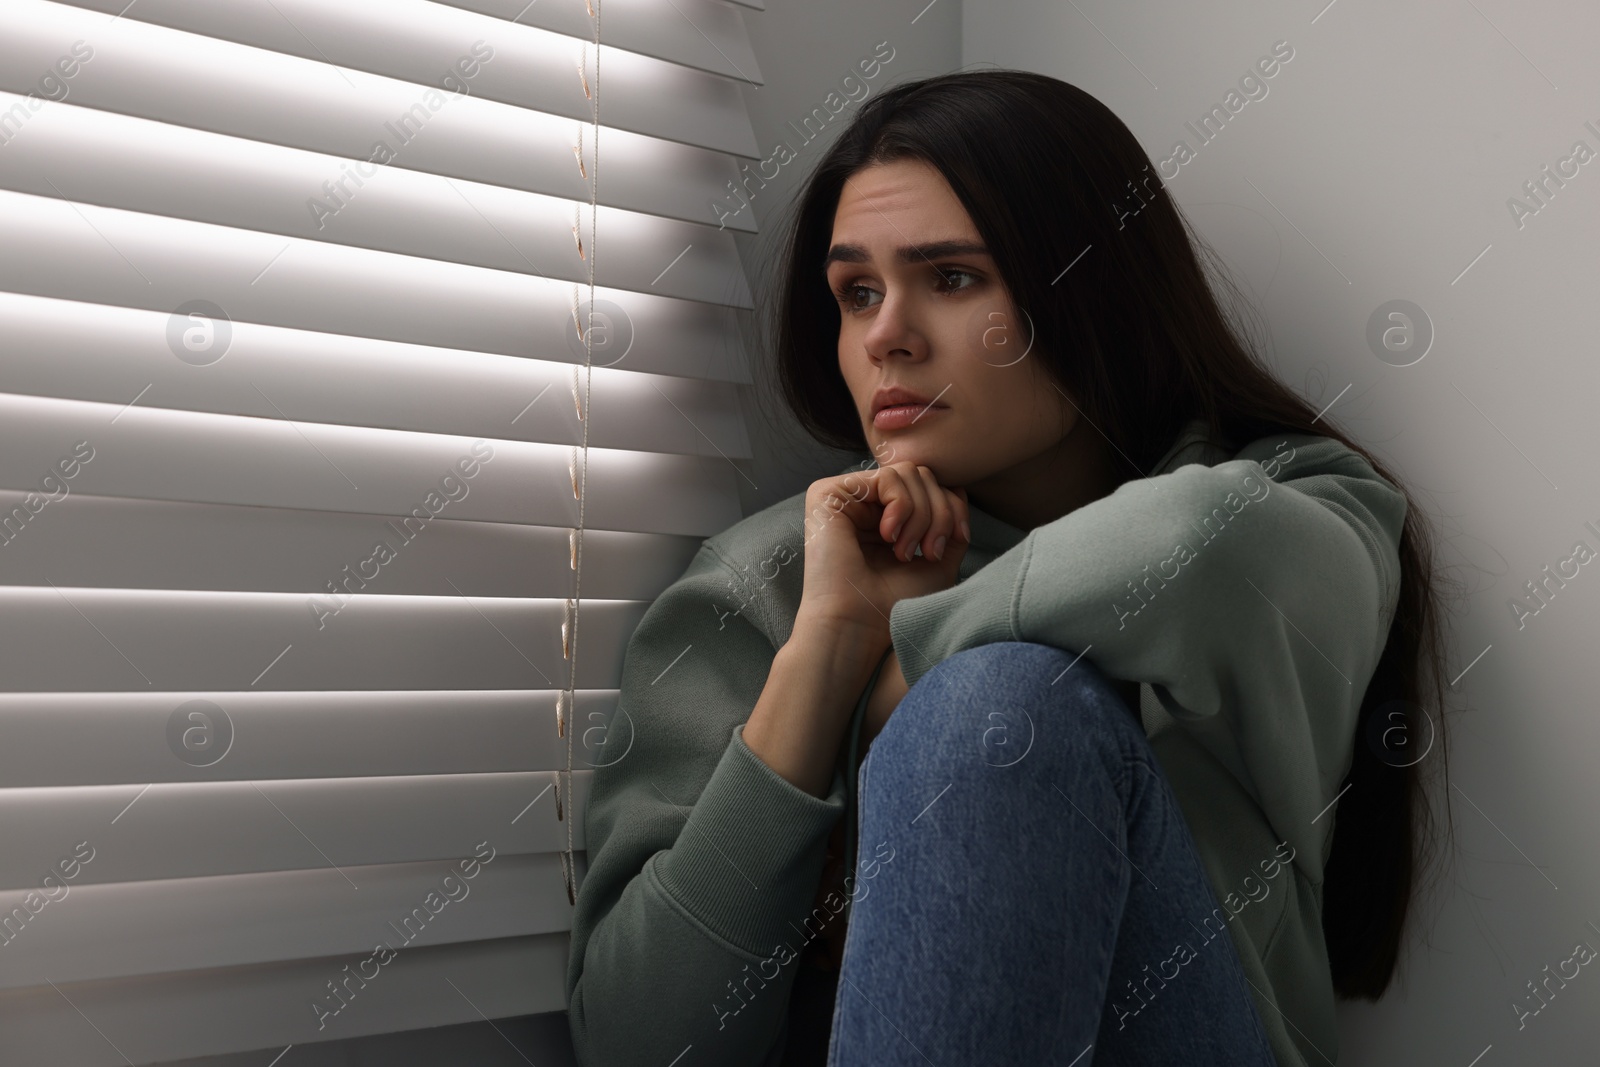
[763,68,1457,1000]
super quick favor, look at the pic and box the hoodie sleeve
[566,542,849,1067]
[887,434,1407,875]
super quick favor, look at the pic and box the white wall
[962,1,1600,1062]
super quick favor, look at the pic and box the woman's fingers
[913,465,954,561]
[864,465,903,547]
[811,471,879,540]
[949,484,972,545]
[813,465,968,563]
[885,462,933,562]
[869,466,915,554]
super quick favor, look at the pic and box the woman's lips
[873,402,947,431]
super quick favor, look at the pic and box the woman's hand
[796,462,973,642]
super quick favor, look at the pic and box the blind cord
[560,2,600,909]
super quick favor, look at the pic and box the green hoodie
[566,417,1406,1067]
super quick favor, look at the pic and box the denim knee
[869,641,1148,781]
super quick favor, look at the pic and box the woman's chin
[868,440,949,478]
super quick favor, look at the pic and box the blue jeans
[825,642,1279,1067]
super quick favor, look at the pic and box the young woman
[566,70,1451,1067]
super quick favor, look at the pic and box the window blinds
[0,0,764,1062]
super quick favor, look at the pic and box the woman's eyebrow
[822,240,991,268]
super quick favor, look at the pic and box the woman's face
[824,158,1079,490]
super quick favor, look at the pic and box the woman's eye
[832,270,979,314]
[833,284,882,313]
[937,269,977,292]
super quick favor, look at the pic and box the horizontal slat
[0,769,593,888]
[62,0,766,86]
[0,140,750,307]
[0,488,701,597]
[0,391,744,536]
[0,932,570,1066]
[437,0,764,84]
[0,187,755,358]
[0,292,752,453]
[8,0,760,157]
[0,587,651,692]
[0,689,629,787]
[0,851,568,990]
[0,32,755,237]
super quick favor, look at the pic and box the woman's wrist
[743,627,887,798]
[787,609,893,684]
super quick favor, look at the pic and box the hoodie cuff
[889,535,1031,688]
[651,723,846,957]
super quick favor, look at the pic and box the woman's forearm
[742,614,891,798]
